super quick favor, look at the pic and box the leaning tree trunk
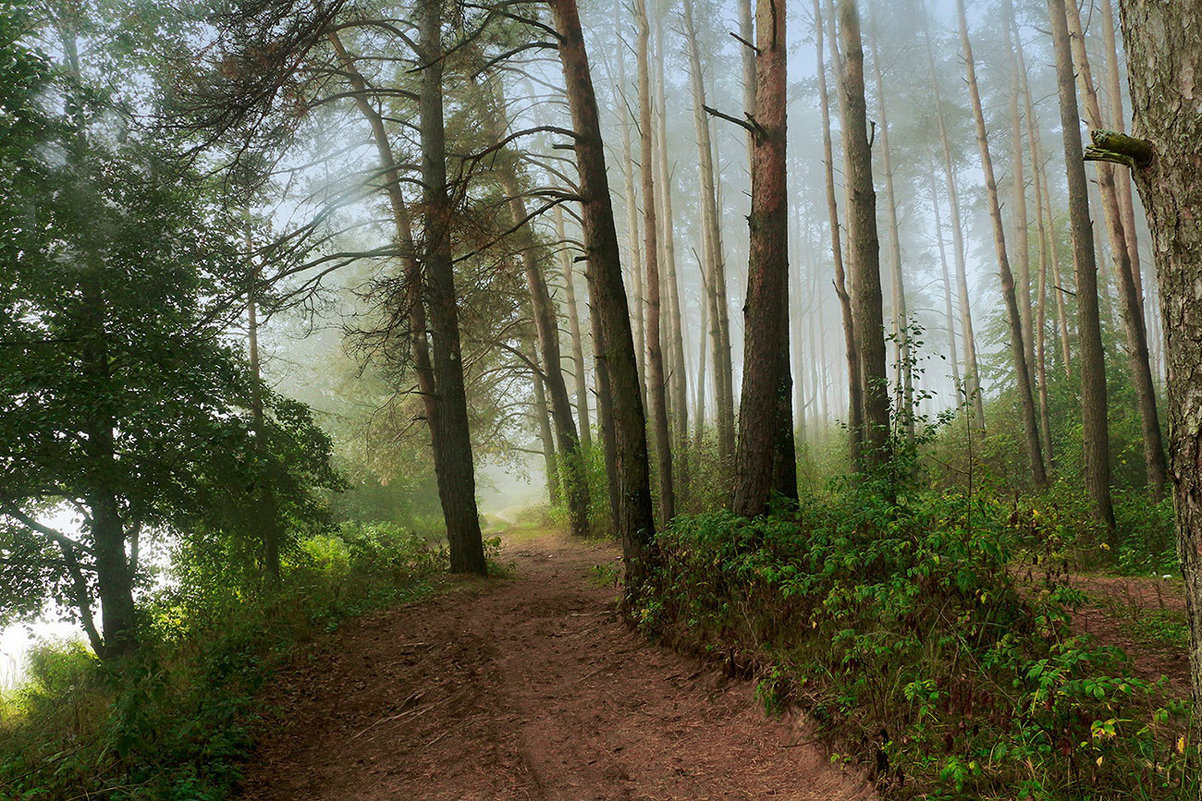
[732,0,790,517]
[615,9,646,402]
[838,0,890,471]
[551,0,656,607]
[1113,0,1202,769]
[635,0,675,524]
[1046,0,1115,529]
[1008,16,1058,460]
[417,0,486,575]
[477,75,592,537]
[813,0,863,467]
[957,0,1046,487]
[1064,0,1168,500]
[1003,0,1035,378]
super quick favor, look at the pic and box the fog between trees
[3,0,1202,795]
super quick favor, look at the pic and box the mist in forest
[3,0,1201,795]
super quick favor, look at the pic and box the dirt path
[238,531,875,800]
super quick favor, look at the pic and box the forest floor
[236,525,877,800]
[1068,572,1190,696]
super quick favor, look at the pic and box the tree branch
[702,104,760,135]
[1083,129,1154,169]
[1,505,95,556]
[729,31,761,54]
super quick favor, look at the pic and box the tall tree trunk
[732,0,790,517]
[957,0,1046,487]
[682,0,735,466]
[1009,15,1058,460]
[814,0,862,467]
[1003,0,1035,378]
[63,25,137,660]
[654,12,689,508]
[83,284,137,658]
[551,0,656,606]
[838,0,890,470]
[635,0,675,524]
[1043,0,1115,529]
[924,17,986,432]
[615,10,646,401]
[1064,0,1168,499]
[738,0,755,157]
[1046,0,1114,529]
[554,205,592,449]
[477,75,593,536]
[1114,0,1202,762]
[868,24,913,441]
[418,0,486,574]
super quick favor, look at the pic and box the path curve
[239,531,876,800]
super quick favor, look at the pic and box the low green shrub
[0,522,441,800]
[641,484,1190,799]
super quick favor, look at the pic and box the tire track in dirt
[238,531,876,800]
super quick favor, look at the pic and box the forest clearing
[3,0,1202,797]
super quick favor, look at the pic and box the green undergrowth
[639,483,1192,799]
[0,521,443,800]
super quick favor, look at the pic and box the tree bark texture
[615,10,646,403]
[1115,0,1202,752]
[418,0,486,575]
[328,30,451,557]
[1064,0,1168,499]
[1007,17,1058,460]
[1046,0,1115,528]
[551,0,656,605]
[838,0,890,470]
[733,0,790,517]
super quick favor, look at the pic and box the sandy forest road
[238,530,876,800]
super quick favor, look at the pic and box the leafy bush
[640,484,1191,799]
[0,523,442,800]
